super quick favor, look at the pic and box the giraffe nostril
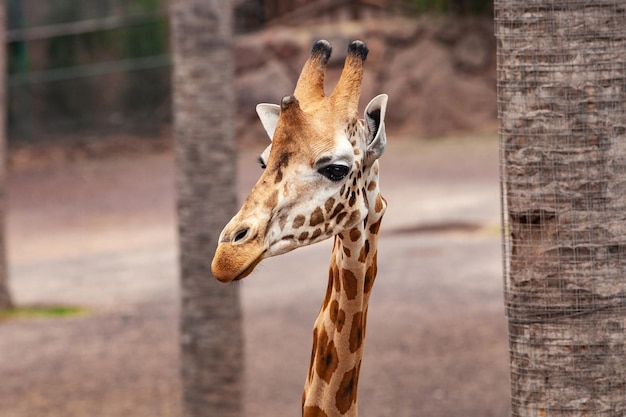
[233,228,249,243]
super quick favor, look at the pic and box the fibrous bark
[171,1,243,416]
[497,1,626,416]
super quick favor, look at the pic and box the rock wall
[234,16,497,142]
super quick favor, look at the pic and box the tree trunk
[497,1,626,416]
[170,1,243,416]
[0,2,13,311]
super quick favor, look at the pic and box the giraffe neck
[302,189,385,417]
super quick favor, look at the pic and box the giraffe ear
[256,103,281,141]
[364,94,388,161]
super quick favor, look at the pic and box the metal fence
[7,1,170,141]
[496,1,626,415]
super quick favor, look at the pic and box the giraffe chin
[232,255,263,281]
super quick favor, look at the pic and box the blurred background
[6,0,495,148]
[1,1,509,417]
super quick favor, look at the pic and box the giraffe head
[212,40,388,283]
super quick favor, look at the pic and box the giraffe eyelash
[257,156,267,170]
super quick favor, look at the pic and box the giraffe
[211,39,388,417]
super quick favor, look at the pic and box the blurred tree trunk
[170,1,243,417]
[497,1,626,416]
[0,2,13,311]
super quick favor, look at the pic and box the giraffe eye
[257,156,267,170]
[318,164,350,182]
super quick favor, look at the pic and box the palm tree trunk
[0,2,13,311]
[497,1,626,416]
[170,1,243,416]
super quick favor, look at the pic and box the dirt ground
[0,133,511,417]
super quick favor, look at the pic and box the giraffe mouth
[232,253,264,281]
[212,242,266,283]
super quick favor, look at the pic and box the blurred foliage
[42,1,112,128]
[0,305,88,321]
[6,0,170,138]
[405,0,493,14]
[117,0,170,122]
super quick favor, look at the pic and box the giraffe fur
[211,39,388,417]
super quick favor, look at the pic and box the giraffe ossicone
[212,39,388,417]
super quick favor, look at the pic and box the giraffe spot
[303,406,328,417]
[332,263,341,292]
[337,309,346,332]
[310,206,324,226]
[264,190,278,208]
[347,210,360,227]
[354,148,360,155]
[278,151,290,167]
[329,300,339,323]
[308,328,318,383]
[281,234,294,241]
[341,269,358,300]
[325,197,335,213]
[274,169,283,184]
[335,365,359,414]
[349,311,364,353]
[375,194,384,213]
[315,328,339,384]
[367,181,377,191]
[374,163,379,175]
[330,203,345,220]
[340,184,346,196]
[342,245,351,257]
[299,231,309,241]
[362,308,368,340]
[336,211,347,224]
[349,228,361,242]
[362,188,369,207]
[349,191,357,207]
[364,256,377,294]
[358,239,370,263]
[311,228,322,240]
[323,270,333,310]
[344,187,351,199]
[352,178,357,187]
[369,218,382,234]
[293,215,306,229]
[357,170,362,179]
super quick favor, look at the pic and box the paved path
[0,134,511,417]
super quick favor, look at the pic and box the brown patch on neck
[341,268,358,300]
[335,363,361,414]
[315,327,339,384]
[303,405,329,417]
[369,217,382,234]
[364,255,377,294]
[349,311,364,353]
